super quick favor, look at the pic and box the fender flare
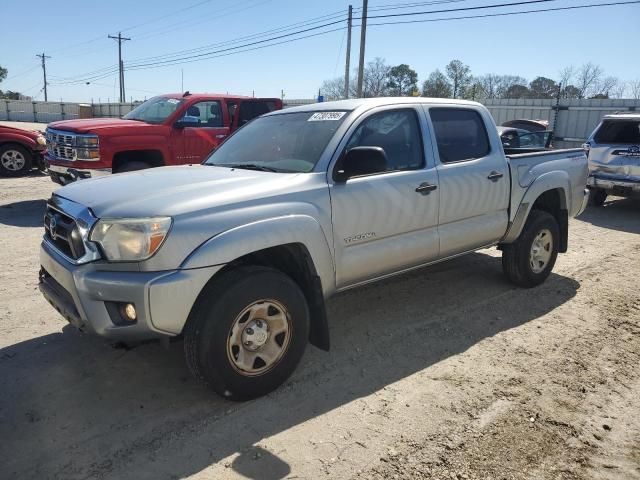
[502,171,569,244]
[181,214,336,297]
[0,133,38,151]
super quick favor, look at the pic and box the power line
[364,0,640,25]
[124,19,346,70]
[361,0,556,20]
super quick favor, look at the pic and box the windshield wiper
[222,163,280,173]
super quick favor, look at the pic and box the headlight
[76,135,99,147]
[36,135,47,146]
[76,148,100,160]
[90,217,172,261]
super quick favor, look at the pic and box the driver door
[329,106,440,288]
[174,100,230,164]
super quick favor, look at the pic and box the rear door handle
[415,182,438,195]
[487,171,504,181]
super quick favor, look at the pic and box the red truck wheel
[0,144,33,176]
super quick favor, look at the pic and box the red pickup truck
[44,93,282,184]
[0,124,47,176]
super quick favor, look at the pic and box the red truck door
[172,100,230,164]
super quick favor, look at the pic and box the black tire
[0,144,33,177]
[115,161,151,173]
[589,188,607,207]
[184,266,310,401]
[502,210,559,288]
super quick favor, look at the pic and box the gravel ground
[0,174,638,480]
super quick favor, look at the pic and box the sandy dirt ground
[0,174,638,480]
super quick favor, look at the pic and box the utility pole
[181,69,184,92]
[344,5,353,99]
[356,0,368,98]
[36,53,51,102]
[108,32,131,103]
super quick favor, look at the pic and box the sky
[1,0,639,102]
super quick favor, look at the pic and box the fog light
[122,303,137,322]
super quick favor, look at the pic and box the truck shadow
[0,252,579,480]
[0,199,46,227]
[577,197,640,234]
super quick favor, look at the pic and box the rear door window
[429,108,490,163]
[238,100,279,126]
[594,120,640,144]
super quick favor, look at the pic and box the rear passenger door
[329,106,440,288]
[235,99,280,130]
[425,106,509,257]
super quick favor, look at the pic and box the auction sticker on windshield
[308,112,347,121]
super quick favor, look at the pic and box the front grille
[44,206,86,260]
[46,128,77,161]
[51,145,75,160]
[47,131,75,146]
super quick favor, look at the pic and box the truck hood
[48,118,158,134]
[54,165,303,218]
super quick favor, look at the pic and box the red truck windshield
[124,96,185,124]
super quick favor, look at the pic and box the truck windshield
[123,96,184,124]
[204,111,348,173]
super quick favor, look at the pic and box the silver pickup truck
[39,98,589,400]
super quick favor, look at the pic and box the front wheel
[0,144,33,176]
[502,210,559,288]
[184,266,310,401]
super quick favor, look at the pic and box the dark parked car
[0,124,47,176]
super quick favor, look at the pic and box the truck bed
[506,148,588,220]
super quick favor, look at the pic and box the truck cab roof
[276,97,484,115]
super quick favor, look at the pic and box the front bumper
[46,163,112,185]
[588,175,640,196]
[39,240,222,341]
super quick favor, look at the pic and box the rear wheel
[184,266,310,401]
[589,188,607,207]
[502,210,559,288]
[0,144,32,176]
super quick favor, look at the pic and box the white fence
[2,98,638,147]
[0,100,138,123]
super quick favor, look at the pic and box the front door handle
[487,171,504,181]
[415,182,438,195]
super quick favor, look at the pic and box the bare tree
[495,75,528,98]
[610,81,627,99]
[558,66,574,89]
[320,77,348,100]
[576,62,604,98]
[445,59,471,99]
[593,76,621,98]
[476,74,501,99]
[362,57,391,97]
[630,79,640,99]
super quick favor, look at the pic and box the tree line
[320,58,640,101]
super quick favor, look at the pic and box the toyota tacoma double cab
[584,112,640,206]
[44,93,282,184]
[39,98,589,400]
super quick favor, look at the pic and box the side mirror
[334,146,388,183]
[173,119,186,129]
